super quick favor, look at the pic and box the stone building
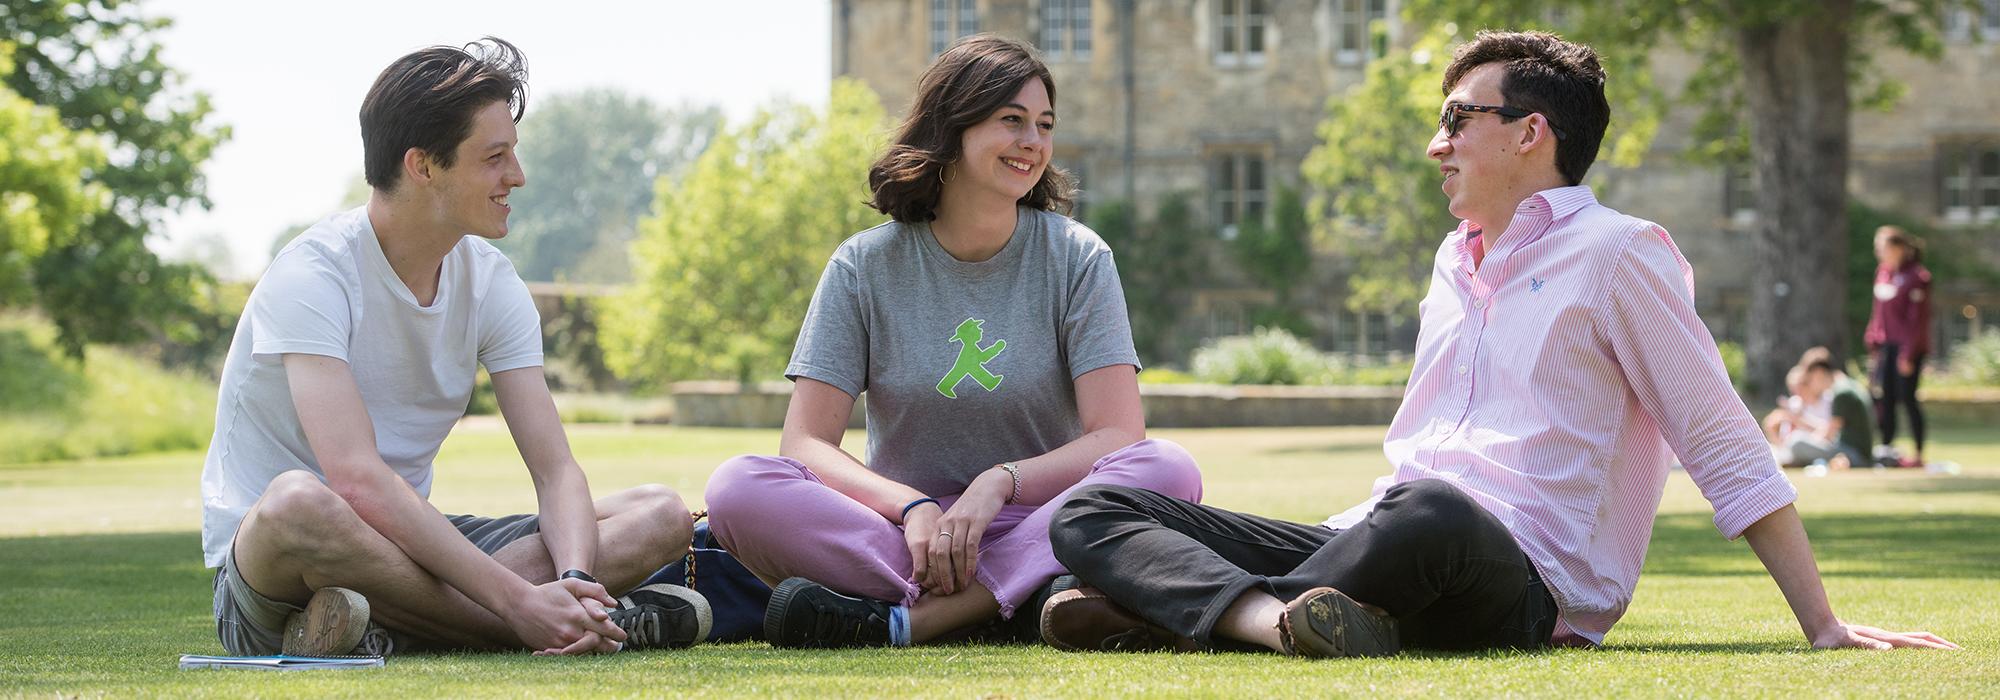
[831,0,2000,365]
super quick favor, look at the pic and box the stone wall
[670,380,1399,428]
[671,380,1996,429]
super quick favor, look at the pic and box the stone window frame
[1209,147,1272,238]
[1215,0,1271,69]
[1723,164,1758,225]
[1331,0,1388,66]
[1944,0,2000,42]
[1940,142,2000,224]
[1039,0,1092,61]
[1057,154,1092,221]
[930,0,980,57]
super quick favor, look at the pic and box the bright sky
[153,0,831,279]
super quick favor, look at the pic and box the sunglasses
[1438,103,1567,141]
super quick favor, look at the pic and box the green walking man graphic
[936,317,1006,398]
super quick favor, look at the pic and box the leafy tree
[601,79,886,386]
[1304,28,1659,318]
[0,48,103,306]
[1395,0,1975,399]
[2,0,231,357]
[497,90,723,283]
[267,175,370,263]
[1230,185,1314,336]
[1092,194,1210,363]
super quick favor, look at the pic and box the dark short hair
[361,37,528,192]
[1442,31,1609,186]
[867,34,1072,223]
[1796,346,1836,375]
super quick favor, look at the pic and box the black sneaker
[610,584,712,650]
[353,622,400,657]
[764,577,894,648]
[281,587,371,656]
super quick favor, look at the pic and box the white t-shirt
[199,206,543,567]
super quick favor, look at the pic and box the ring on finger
[937,531,953,539]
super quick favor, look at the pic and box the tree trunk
[1736,0,1853,402]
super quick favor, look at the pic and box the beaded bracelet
[900,497,940,522]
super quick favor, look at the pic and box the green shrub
[0,315,216,463]
[1191,328,1338,386]
[466,370,499,416]
[1716,341,1748,395]
[1137,368,1200,385]
[1332,359,1415,387]
[0,327,86,413]
[1946,330,2000,387]
[552,392,670,425]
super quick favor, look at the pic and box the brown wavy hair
[361,36,529,192]
[868,34,1073,223]
[1876,225,1924,265]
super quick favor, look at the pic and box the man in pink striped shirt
[1042,30,1956,657]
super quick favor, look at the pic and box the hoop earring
[937,166,953,185]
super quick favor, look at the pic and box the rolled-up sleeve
[1597,224,1797,539]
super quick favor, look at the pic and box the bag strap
[683,510,707,590]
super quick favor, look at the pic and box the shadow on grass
[1598,641,1801,654]
[1261,441,1388,457]
[1,531,206,587]
[0,531,213,667]
[1881,477,2000,495]
[1644,512,2000,579]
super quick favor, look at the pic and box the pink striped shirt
[1323,186,1797,645]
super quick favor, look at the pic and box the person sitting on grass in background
[1768,348,1873,471]
[1763,365,1815,447]
[702,34,1201,650]
[199,37,707,659]
[1765,365,1839,468]
[1041,30,1958,658]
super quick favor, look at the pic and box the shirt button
[1474,299,1487,310]
[1456,364,1468,375]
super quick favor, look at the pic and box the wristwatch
[558,569,598,584]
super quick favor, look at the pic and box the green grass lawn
[2,421,1995,697]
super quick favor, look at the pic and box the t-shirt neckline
[917,206,1035,278]
[359,211,453,313]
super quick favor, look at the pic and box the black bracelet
[559,569,597,584]
[900,497,940,522]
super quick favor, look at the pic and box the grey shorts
[212,513,541,655]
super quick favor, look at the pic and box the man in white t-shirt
[200,37,709,657]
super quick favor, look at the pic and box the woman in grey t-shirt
[705,34,1202,649]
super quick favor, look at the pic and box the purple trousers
[704,439,1203,618]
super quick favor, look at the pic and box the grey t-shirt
[786,206,1140,496]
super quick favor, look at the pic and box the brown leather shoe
[1277,587,1399,658]
[281,586,371,656]
[1040,587,1200,653]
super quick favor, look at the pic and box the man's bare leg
[1214,587,1397,656]
[232,471,691,650]
[487,483,693,593]
[1213,589,1287,652]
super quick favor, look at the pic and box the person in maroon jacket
[1863,225,1933,467]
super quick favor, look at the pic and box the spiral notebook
[177,654,385,671]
